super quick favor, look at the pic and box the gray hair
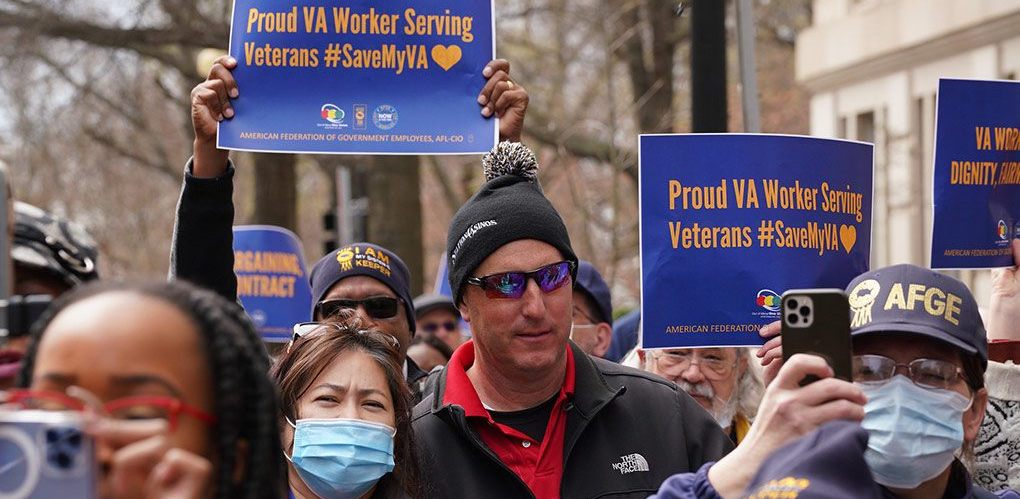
[642,347,765,420]
[734,348,764,420]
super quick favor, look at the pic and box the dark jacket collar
[426,341,622,418]
[406,357,428,385]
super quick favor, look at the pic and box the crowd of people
[2,52,1019,499]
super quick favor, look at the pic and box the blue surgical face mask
[858,375,972,489]
[285,417,396,499]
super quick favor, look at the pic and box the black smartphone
[780,289,853,384]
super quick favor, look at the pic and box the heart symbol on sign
[839,225,857,253]
[431,45,462,71]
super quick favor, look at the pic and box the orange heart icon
[839,225,857,254]
[431,45,462,71]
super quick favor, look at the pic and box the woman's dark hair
[17,280,286,499]
[411,333,454,361]
[270,313,423,498]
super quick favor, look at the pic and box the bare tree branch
[83,126,178,180]
[425,156,466,214]
[526,110,637,182]
[0,3,226,77]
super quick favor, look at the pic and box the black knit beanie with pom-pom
[446,142,577,304]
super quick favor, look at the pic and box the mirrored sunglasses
[466,261,575,299]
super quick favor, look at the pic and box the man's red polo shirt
[442,340,575,499]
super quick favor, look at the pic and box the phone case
[780,288,853,382]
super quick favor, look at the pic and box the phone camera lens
[787,313,799,324]
[787,299,798,309]
[799,306,811,317]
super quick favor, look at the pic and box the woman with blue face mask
[270,317,423,499]
[755,264,1020,499]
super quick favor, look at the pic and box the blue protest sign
[219,0,496,154]
[931,78,1020,269]
[233,226,312,342]
[639,134,873,349]
[432,251,452,297]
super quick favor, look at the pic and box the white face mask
[858,375,972,489]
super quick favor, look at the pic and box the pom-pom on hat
[446,142,576,304]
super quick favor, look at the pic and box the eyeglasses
[6,390,216,431]
[421,321,458,334]
[654,350,737,379]
[291,322,401,350]
[315,296,401,320]
[852,354,968,390]
[466,261,575,299]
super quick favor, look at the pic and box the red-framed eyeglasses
[5,390,217,431]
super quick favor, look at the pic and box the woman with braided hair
[13,280,286,498]
[271,315,424,498]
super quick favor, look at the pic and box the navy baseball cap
[574,260,612,324]
[745,420,882,498]
[309,243,416,332]
[845,264,986,366]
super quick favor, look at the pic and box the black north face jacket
[412,342,734,498]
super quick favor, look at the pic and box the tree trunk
[252,153,298,230]
[366,156,424,295]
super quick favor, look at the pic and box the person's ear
[458,296,472,323]
[964,387,988,445]
[592,323,613,358]
[637,349,647,369]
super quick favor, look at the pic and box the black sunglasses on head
[315,296,401,320]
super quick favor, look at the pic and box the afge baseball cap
[845,264,986,366]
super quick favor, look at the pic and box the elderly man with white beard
[641,347,764,443]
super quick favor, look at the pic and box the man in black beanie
[413,142,868,499]
[414,143,726,498]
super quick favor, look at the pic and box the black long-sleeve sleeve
[168,159,237,302]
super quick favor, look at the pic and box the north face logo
[611,453,649,474]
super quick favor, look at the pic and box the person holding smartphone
[11,280,285,498]
[753,264,1017,498]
